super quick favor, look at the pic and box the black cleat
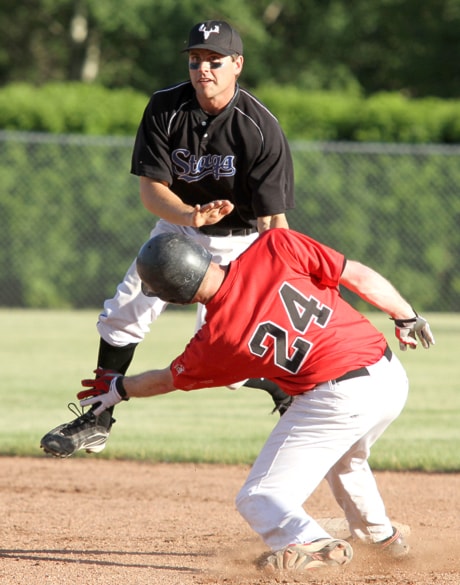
[40,406,114,458]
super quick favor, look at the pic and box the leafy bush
[256,86,460,144]
[1,134,459,310]
[1,82,460,143]
[0,82,148,136]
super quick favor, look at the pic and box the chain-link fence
[1,131,459,310]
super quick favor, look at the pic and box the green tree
[0,0,264,92]
[250,0,460,97]
[1,1,460,97]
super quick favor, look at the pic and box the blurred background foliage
[1,0,460,98]
[2,1,460,311]
[2,83,460,143]
[1,134,459,310]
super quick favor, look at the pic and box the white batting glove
[393,314,435,351]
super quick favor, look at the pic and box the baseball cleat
[375,526,409,558]
[260,538,353,573]
[40,406,114,458]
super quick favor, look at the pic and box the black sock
[97,338,138,374]
[95,338,138,416]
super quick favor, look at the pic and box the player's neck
[197,86,237,116]
[195,264,228,304]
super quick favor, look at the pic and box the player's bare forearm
[340,260,415,319]
[123,367,177,398]
[140,177,196,224]
[140,177,234,227]
[257,213,289,232]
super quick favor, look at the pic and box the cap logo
[198,23,220,40]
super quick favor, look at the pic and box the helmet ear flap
[136,233,212,304]
[141,281,156,297]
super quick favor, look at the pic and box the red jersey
[170,229,387,395]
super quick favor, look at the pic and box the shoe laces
[68,402,85,418]
[64,402,95,429]
[65,402,115,433]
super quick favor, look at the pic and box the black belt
[198,226,257,237]
[334,345,392,383]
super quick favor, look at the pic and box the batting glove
[78,367,129,415]
[392,314,435,351]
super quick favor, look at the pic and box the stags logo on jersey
[198,24,220,40]
[172,148,236,182]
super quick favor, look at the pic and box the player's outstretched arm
[139,176,234,227]
[340,260,435,350]
[79,367,177,415]
[122,368,176,398]
[340,260,414,319]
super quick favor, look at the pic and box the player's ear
[233,54,244,76]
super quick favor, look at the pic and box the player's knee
[235,486,266,521]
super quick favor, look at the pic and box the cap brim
[181,44,238,56]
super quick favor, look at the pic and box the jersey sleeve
[169,328,222,391]
[268,229,346,287]
[130,94,174,184]
[247,124,295,218]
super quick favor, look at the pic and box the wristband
[391,308,418,327]
[114,376,129,401]
[392,317,416,327]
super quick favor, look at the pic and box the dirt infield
[1,457,458,585]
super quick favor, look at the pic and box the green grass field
[1,309,459,470]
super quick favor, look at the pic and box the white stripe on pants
[235,351,408,551]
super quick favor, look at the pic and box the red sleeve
[170,327,221,390]
[265,229,346,288]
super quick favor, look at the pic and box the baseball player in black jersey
[40,20,295,458]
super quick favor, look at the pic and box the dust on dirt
[1,457,458,585]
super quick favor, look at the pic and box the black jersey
[131,81,295,230]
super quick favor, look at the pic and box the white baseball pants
[235,351,408,551]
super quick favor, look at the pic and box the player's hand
[392,314,435,351]
[190,200,234,227]
[78,368,129,415]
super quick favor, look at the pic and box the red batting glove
[78,368,129,415]
[77,367,121,400]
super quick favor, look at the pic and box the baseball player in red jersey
[40,20,294,458]
[77,229,435,574]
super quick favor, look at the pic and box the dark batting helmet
[136,233,212,304]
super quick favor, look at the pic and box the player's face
[188,49,243,114]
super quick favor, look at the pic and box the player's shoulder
[234,86,288,142]
[242,229,302,268]
[259,228,318,254]
[149,80,194,110]
[260,227,296,242]
[255,228,294,251]
[235,86,280,123]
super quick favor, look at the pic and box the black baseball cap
[182,20,243,56]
